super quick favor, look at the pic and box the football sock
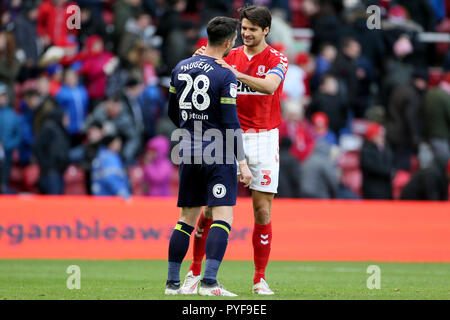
[252,221,272,284]
[202,220,231,284]
[189,212,213,276]
[167,221,194,284]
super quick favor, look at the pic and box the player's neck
[203,46,226,60]
[244,40,268,57]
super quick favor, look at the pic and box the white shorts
[237,128,280,193]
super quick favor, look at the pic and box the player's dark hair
[238,5,272,31]
[206,16,239,47]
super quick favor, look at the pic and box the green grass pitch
[0,260,449,300]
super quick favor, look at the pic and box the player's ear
[263,26,270,36]
[224,38,231,49]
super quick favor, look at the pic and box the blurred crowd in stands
[0,0,449,200]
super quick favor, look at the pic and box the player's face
[240,18,269,48]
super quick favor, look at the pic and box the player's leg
[246,129,279,295]
[197,163,238,296]
[181,207,212,294]
[165,206,203,295]
[251,190,275,295]
[188,206,213,276]
[198,205,237,296]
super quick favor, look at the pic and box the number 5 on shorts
[261,170,272,186]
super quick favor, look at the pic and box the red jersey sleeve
[266,49,289,82]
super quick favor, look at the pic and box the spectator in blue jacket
[55,68,89,145]
[0,82,22,193]
[91,134,131,199]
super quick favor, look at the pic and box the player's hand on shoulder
[216,59,238,75]
[238,160,252,188]
[193,46,206,56]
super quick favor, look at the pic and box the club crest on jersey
[256,65,267,77]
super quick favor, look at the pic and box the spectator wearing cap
[34,108,70,195]
[91,134,131,199]
[142,135,173,197]
[54,68,89,144]
[311,111,338,146]
[422,72,450,162]
[400,157,449,201]
[0,82,22,193]
[360,123,394,200]
[386,68,429,171]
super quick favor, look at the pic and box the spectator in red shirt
[37,0,78,47]
[79,35,117,108]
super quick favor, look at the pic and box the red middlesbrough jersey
[224,45,289,131]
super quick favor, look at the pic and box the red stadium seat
[170,167,179,197]
[64,165,86,195]
[338,151,360,170]
[9,165,24,191]
[428,68,444,88]
[23,164,40,192]
[392,170,412,200]
[341,169,362,196]
[128,166,144,196]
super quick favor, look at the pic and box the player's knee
[254,206,271,225]
[180,207,202,226]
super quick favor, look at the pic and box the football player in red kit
[182,5,289,295]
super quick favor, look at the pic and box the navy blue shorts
[177,163,237,207]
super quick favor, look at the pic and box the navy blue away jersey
[168,54,243,164]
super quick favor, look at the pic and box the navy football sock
[167,221,194,284]
[202,220,231,284]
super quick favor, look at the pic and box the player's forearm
[235,72,278,95]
